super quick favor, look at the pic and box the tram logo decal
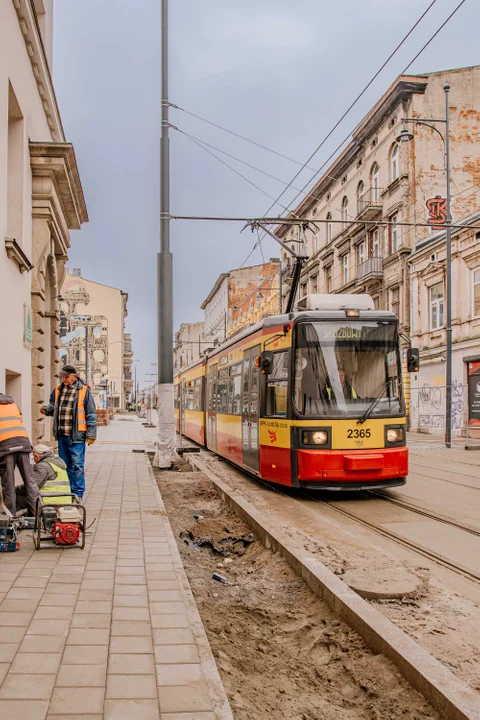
[268,429,277,444]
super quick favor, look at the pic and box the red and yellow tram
[175,296,408,490]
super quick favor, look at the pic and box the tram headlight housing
[302,430,328,446]
[385,426,405,445]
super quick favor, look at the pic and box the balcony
[357,189,383,221]
[357,256,383,281]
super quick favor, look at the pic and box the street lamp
[397,82,452,447]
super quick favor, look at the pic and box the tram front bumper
[296,446,408,483]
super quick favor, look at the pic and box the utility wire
[271,0,469,223]
[257,0,440,224]
[170,104,319,172]
[175,127,308,194]
[241,0,441,267]
[183,132,292,213]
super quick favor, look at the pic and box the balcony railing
[357,256,383,281]
[357,188,383,220]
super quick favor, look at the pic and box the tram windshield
[294,320,403,418]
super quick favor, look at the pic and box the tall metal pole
[84,325,89,386]
[444,83,453,448]
[155,0,175,467]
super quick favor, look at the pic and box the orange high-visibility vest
[54,384,88,432]
[0,403,29,442]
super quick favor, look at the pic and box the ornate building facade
[0,1,88,443]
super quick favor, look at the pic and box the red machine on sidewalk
[34,496,86,550]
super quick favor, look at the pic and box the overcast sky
[53,0,478,387]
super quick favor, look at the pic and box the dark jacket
[43,379,97,442]
[16,451,67,496]
[0,393,32,460]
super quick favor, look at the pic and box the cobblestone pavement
[0,417,231,719]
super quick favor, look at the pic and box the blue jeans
[58,435,86,498]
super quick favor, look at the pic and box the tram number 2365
[347,428,371,439]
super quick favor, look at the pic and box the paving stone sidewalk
[0,417,232,719]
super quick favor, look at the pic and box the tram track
[185,451,480,720]
[299,489,480,585]
[195,450,480,586]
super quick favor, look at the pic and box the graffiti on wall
[417,380,465,430]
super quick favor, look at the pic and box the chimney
[72,268,81,278]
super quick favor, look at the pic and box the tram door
[207,364,217,451]
[242,345,261,472]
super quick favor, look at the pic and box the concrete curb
[145,458,234,720]
[189,455,480,720]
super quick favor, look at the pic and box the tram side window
[217,368,229,413]
[265,350,288,417]
[193,379,202,411]
[229,364,242,414]
[207,369,216,412]
[174,384,180,410]
[185,382,194,411]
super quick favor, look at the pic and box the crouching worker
[0,393,39,516]
[15,444,72,512]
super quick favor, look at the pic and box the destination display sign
[322,325,363,341]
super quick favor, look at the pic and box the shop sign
[467,361,480,427]
[426,196,447,229]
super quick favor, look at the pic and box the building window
[430,282,444,329]
[301,282,307,298]
[390,287,400,317]
[325,265,332,293]
[473,269,480,317]
[370,162,380,201]
[373,296,380,310]
[341,197,349,228]
[369,228,380,257]
[310,275,318,294]
[357,181,364,214]
[326,213,333,243]
[389,212,400,253]
[341,254,349,285]
[312,233,319,254]
[390,143,399,182]
[357,241,366,267]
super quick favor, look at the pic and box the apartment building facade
[173,321,205,372]
[59,270,130,411]
[278,66,480,330]
[0,0,88,444]
[201,260,281,345]
[409,213,480,436]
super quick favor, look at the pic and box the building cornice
[12,0,65,141]
[200,273,229,310]
[276,77,428,240]
[30,142,88,229]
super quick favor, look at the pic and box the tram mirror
[261,351,274,375]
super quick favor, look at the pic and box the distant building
[0,1,88,444]
[174,322,205,371]
[59,270,131,410]
[409,212,480,436]
[201,260,281,345]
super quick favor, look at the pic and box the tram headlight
[302,430,328,446]
[386,426,405,444]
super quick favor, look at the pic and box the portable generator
[34,496,86,550]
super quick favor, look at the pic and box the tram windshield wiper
[357,381,390,425]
